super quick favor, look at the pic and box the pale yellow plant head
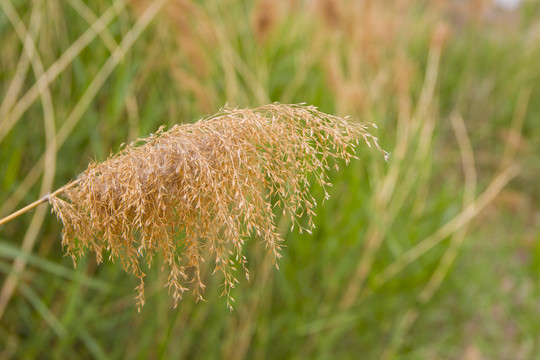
[48,103,387,310]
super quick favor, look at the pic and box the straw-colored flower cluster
[48,103,386,309]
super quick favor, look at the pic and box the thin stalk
[0,180,80,227]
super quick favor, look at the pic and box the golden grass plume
[45,103,387,309]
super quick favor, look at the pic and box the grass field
[1,1,540,359]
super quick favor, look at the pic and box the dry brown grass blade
[0,0,58,321]
[1,104,386,310]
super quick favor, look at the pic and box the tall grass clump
[1,103,386,309]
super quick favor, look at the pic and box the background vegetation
[1,0,539,358]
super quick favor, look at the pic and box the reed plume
[2,103,387,310]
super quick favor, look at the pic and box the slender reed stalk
[0,182,79,227]
[1,103,387,309]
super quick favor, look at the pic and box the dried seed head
[49,103,387,309]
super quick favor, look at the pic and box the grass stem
[0,180,80,227]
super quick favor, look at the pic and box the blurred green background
[1,0,540,358]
